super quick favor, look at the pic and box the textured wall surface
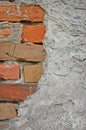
[4,0,86,130]
[0,2,46,122]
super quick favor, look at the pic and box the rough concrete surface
[3,0,86,130]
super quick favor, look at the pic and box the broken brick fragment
[0,27,12,38]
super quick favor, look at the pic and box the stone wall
[1,0,86,130]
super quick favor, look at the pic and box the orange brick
[24,64,43,83]
[0,64,20,80]
[0,84,37,102]
[21,6,45,22]
[0,5,45,22]
[0,103,17,120]
[0,43,46,62]
[13,44,46,62]
[22,25,46,43]
[0,27,12,38]
[0,43,16,61]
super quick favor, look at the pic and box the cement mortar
[4,0,86,130]
[0,22,22,44]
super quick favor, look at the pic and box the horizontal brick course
[22,25,46,43]
[24,64,43,82]
[0,84,37,102]
[0,5,45,22]
[0,103,17,120]
[0,43,46,62]
[0,64,20,80]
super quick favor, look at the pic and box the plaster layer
[4,0,86,130]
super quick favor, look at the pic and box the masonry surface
[0,1,46,125]
[0,0,86,130]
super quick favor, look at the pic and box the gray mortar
[0,22,22,44]
[1,0,86,130]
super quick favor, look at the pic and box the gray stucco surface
[4,0,86,130]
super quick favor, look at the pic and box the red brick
[22,25,46,43]
[24,64,43,82]
[0,27,12,38]
[0,64,20,80]
[0,84,37,102]
[0,103,17,120]
[0,5,45,22]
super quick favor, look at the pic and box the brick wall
[0,2,46,121]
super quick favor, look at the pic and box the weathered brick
[13,44,46,62]
[22,25,46,43]
[0,43,46,61]
[0,5,45,22]
[0,43,16,61]
[24,64,43,82]
[0,103,17,120]
[0,64,20,80]
[0,84,37,102]
[0,27,12,38]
